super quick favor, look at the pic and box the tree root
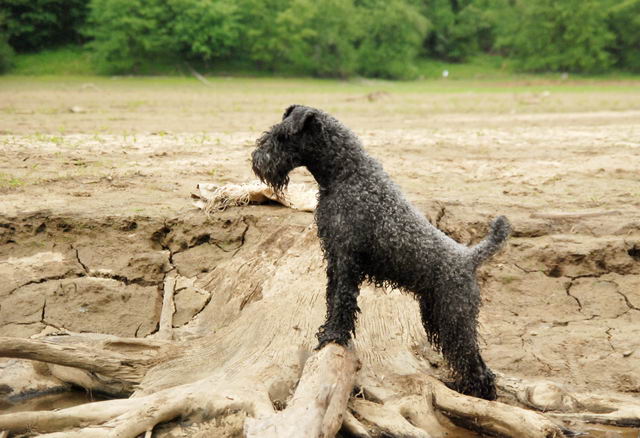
[2,223,639,438]
[431,377,563,437]
[0,377,270,436]
[0,345,355,438]
[34,385,224,438]
[498,376,640,428]
[245,344,358,438]
[4,346,637,438]
[343,375,565,438]
[0,337,146,384]
[0,334,181,394]
[155,273,177,341]
[0,397,142,434]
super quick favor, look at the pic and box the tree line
[1,0,639,77]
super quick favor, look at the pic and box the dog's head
[252,104,321,193]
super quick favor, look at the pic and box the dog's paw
[315,329,351,350]
[446,376,497,401]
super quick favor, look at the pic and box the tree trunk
[1,212,638,437]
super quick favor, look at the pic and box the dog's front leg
[315,260,361,349]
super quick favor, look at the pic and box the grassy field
[9,46,640,82]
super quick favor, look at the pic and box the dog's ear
[287,107,317,135]
[283,105,298,120]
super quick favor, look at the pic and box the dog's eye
[276,134,286,143]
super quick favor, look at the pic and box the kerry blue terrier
[251,104,511,400]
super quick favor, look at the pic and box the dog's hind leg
[418,282,496,400]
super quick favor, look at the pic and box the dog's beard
[254,163,290,194]
[251,141,294,195]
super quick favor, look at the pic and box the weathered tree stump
[1,218,638,437]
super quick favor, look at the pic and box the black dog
[251,105,510,400]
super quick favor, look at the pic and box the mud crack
[75,248,89,273]
[615,290,640,312]
[435,204,446,229]
[513,263,540,274]
[90,273,159,287]
[605,327,616,351]
[232,217,250,256]
[7,273,85,296]
[177,282,212,324]
[74,250,160,287]
[564,279,583,312]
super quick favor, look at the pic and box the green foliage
[85,0,179,73]
[233,0,288,68]
[85,0,428,78]
[421,0,473,61]
[241,0,428,78]
[4,0,640,77]
[607,0,640,71]
[269,0,360,77]
[0,37,15,73]
[356,0,429,78]
[1,0,88,52]
[85,0,241,73]
[495,0,614,73]
[11,45,94,75]
[170,0,241,61]
[0,11,13,73]
[463,0,517,53]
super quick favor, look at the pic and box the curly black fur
[251,105,511,400]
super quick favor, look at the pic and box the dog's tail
[469,216,511,268]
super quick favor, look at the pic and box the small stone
[69,106,86,114]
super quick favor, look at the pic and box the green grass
[10,46,310,78]
[8,47,520,80]
[416,54,640,82]
[0,172,25,188]
[415,55,515,80]
[1,73,640,97]
[3,46,640,97]
[12,46,96,75]
[9,46,640,83]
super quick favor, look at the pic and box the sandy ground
[0,77,639,436]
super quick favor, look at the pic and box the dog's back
[316,151,509,293]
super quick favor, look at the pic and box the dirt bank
[1,205,638,436]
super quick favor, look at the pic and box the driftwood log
[1,220,639,438]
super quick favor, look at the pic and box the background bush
[172,0,241,63]
[495,0,614,73]
[85,0,429,78]
[1,0,88,52]
[1,0,640,77]
[0,10,14,73]
[419,0,486,62]
[0,37,14,74]
[356,0,429,79]
[85,0,180,73]
[607,0,640,72]
[261,0,360,77]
